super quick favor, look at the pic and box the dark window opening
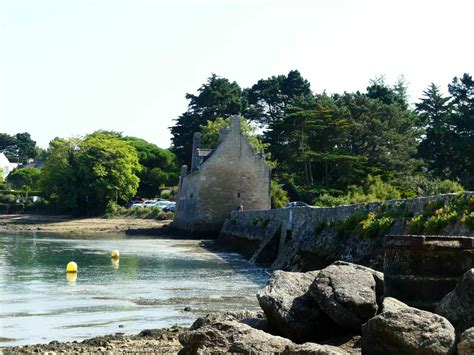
[237,192,241,198]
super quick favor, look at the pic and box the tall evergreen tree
[170,74,245,165]
[245,70,312,126]
[448,73,474,188]
[416,83,454,178]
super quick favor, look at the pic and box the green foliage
[40,133,141,215]
[121,136,179,197]
[251,216,270,228]
[313,221,330,236]
[104,201,173,220]
[170,74,246,165]
[334,210,370,236]
[0,194,17,204]
[461,212,474,229]
[314,175,402,207]
[358,212,394,239]
[406,195,474,234]
[271,180,289,209]
[0,132,36,163]
[6,167,41,190]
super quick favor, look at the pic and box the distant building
[0,152,18,180]
[173,116,271,235]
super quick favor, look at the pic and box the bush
[271,180,289,209]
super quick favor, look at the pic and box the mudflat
[0,326,187,354]
[0,214,171,234]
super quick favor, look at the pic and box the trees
[121,136,179,197]
[40,133,141,215]
[245,70,312,126]
[416,74,474,189]
[0,133,36,163]
[170,74,246,165]
[6,167,41,191]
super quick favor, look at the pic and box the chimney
[191,132,201,171]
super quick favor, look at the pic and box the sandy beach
[0,214,172,234]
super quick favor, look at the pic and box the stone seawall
[217,192,474,271]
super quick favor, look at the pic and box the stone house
[173,116,271,235]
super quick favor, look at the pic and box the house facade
[0,152,18,180]
[173,116,271,235]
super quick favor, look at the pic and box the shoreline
[0,326,188,354]
[0,214,173,235]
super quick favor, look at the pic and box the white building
[0,152,18,180]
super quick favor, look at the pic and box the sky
[1,0,473,149]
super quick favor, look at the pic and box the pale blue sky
[1,0,473,149]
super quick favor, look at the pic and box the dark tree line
[170,71,473,203]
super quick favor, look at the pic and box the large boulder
[179,320,344,355]
[257,270,339,342]
[178,321,293,354]
[361,297,456,355]
[458,327,474,355]
[435,268,474,334]
[309,261,383,331]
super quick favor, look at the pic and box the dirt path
[0,214,172,234]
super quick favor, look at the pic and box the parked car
[127,200,143,208]
[153,200,171,210]
[285,201,311,208]
[142,200,160,208]
[163,202,176,212]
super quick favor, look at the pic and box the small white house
[0,152,18,180]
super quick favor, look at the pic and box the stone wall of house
[173,117,271,235]
[218,192,474,271]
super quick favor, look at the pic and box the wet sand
[0,214,172,234]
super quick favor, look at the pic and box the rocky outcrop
[458,327,474,355]
[257,270,339,342]
[179,320,346,355]
[190,310,267,331]
[361,297,456,355]
[309,261,383,331]
[435,268,474,334]
[179,321,294,354]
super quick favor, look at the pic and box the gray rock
[435,268,474,334]
[361,297,456,355]
[257,270,339,342]
[282,342,346,354]
[309,261,383,331]
[179,321,293,354]
[457,327,474,355]
[190,310,266,331]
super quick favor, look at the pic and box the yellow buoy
[66,261,78,273]
[111,250,120,260]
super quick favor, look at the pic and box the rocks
[435,268,474,334]
[457,327,474,355]
[282,342,346,354]
[309,261,383,331]
[257,270,338,342]
[190,310,267,331]
[361,297,456,355]
[179,321,294,355]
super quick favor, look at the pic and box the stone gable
[173,116,271,236]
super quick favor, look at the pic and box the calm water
[0,233,269,346]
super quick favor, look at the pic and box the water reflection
[66,273,77,285]
[0,233,269,346]
[111,259,119,270]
